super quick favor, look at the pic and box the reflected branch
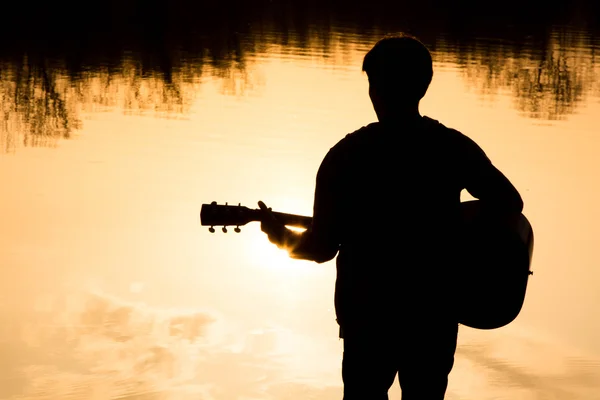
[438,28,598,120]
[1,57,79,151]
[0,0,599,150]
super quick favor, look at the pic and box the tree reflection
[0,54,206,152]
[0,0,598,150]
[439,28,599,120]
[1,57,78,151]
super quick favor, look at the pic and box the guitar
[200,200,534,330]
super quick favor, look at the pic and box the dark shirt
[291,116,523,335]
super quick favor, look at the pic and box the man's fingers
[258,201,285,243]
[258,201,277,222]
[257,200,269,212]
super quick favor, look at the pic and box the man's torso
[320,116,487,332]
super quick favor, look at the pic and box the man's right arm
[462,136,524,215]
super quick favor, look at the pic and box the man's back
[317,116,493,332]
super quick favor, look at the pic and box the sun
[245,228,307,273]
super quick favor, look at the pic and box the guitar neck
[200,202,312,229]
[242,208,313,228]
[268,210,312,229]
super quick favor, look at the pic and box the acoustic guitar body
[456,200,534,329]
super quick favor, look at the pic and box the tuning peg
[209,226,215,233]
[234,226,241,233]
[222,226,228,233]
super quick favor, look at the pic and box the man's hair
[362,34,433,104]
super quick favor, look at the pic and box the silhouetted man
[259,34,523,399]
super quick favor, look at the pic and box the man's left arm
[259,148,341,263]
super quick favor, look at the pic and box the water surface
[1,1,600,399]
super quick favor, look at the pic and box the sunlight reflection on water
[2,2,600,399]
[4,286,600,400]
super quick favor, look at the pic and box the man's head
[363,34,433,110]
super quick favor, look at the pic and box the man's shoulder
[422,116,486,154]
[422,116,465,140]
[326,122,379,154]
[317,123,379,173]
[342,122,380,142]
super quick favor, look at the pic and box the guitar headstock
[200,201,257,233]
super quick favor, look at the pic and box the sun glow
[245,230,310,274]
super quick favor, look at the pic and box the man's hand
[258,201,287,247]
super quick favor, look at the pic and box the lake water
[1,1,600,399]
